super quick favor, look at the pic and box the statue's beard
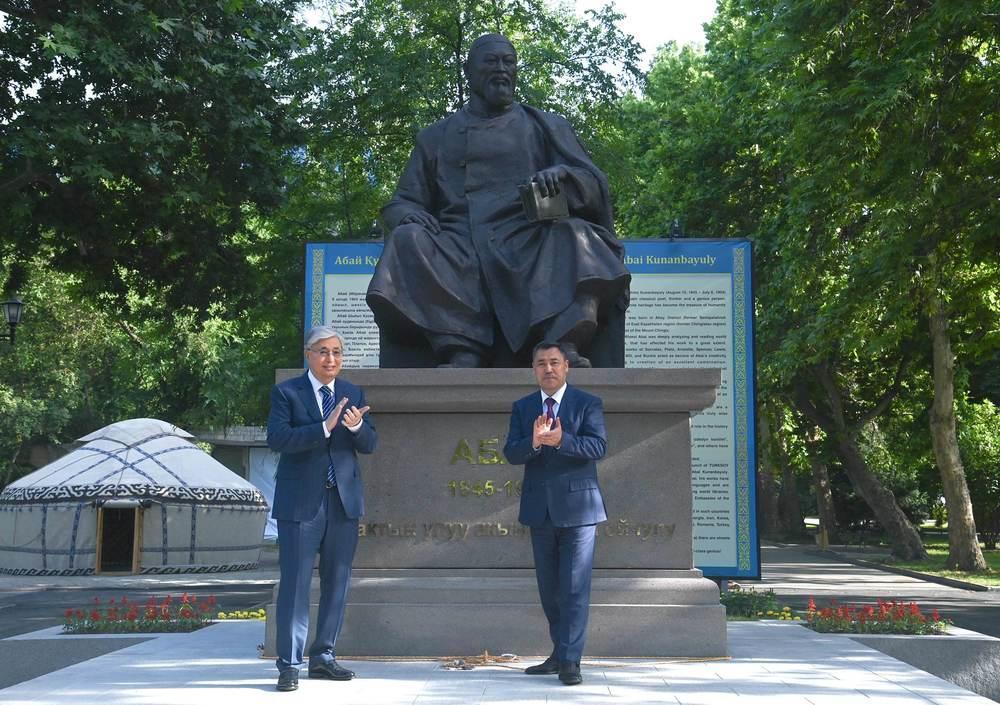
[480,76,514,109]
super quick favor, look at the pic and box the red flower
[64,609,74,619]
[90,610,101,621]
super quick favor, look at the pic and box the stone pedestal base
[264,368,726,658]
[263,568,725,657]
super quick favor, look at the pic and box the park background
[1,1,998,573]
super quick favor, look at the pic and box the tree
[623,0,1000,562]
[0,0,308,313]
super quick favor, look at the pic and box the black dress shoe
[524,655,560,675]
[558,661,582,685]
[308,659,355,680]
[276,668,299,691]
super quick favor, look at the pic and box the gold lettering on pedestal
[602,519,676,542]
[357,519,670,541]
[477,438,506,464]
[449,438,509,465]
[450,439,475,464]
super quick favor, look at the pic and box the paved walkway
[1,620,996,704]
[1,543,998,704]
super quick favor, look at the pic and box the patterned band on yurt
[0,419,268,575]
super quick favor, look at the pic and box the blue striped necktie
[319,385,337,487]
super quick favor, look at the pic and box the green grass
[883,546,1000,587]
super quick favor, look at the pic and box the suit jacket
[267,373,377,521]
[503,384,608,528]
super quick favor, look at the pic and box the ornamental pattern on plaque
[733,246,751,571]
[311,248,325,327]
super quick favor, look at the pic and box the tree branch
[856,353,909,429]
[0,159,58,195]
[117,320,145,347]
[791,379,834,431]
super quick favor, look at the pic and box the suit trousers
[529,520,597,663]
[275,487,359,670]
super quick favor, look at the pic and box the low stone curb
[810,548,995,592]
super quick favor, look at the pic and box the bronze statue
[367,34,630,368]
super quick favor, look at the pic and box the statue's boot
[546,294,598,367]
[438,349,484,368]
[428,333,488,367]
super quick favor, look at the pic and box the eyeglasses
[308,348,343,358]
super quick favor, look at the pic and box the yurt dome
[0,418,268,575]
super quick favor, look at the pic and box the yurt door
[95,502,143,574]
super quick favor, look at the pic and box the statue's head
[464,34,517,112]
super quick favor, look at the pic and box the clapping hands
[326,398,371,433]
[532,414,562,449]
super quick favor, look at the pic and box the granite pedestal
[263,368,726,657]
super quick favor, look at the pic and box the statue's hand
[531,166,568,198]
[400,211,441,234]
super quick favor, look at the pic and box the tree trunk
[927,284,987,570]
[755,410,782,536]
[779,456,803,536]
[794,367,927,561]
[809,452,838,543]
[835,436,927,560]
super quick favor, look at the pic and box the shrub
[720,585,778,617]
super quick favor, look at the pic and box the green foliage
[0,256,282,490]
[614,0,1000,558]
[720,586,779,618]
[959,399,1000,547]
[1,0,308,312]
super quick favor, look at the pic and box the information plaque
[304,239,759,578]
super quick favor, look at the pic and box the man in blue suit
[267,326,377,692]
[503,340,608,686]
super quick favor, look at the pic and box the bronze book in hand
[519,181,569,222]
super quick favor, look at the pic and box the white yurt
[0,418,268,575]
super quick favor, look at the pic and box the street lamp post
[0,297,24,346]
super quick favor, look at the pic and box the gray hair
[304,326,346,350]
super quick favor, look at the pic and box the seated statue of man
[366,33,630,368]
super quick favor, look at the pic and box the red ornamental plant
[805,597,951,635]
[63,593,217,634]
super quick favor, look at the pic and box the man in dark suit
[267,326,377,692]
[503,340,608,686]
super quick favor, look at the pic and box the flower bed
[63,594,217,634]
[805,598,951,635]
